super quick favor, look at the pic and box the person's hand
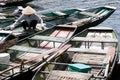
[41,23,46,30]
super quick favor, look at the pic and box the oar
[0,13,14,17]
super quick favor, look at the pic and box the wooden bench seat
[24,48,57,63]
[79,11,100,18]
[8,45,47,54]
[38,30,61,48]
[18,53,49,62]
[29,35,67,43]
[71,18,91,25]
[72,37,118,43]
[72,53,105,66]
[67,47,107,55]
[46,70,92,80]
[57,24,77,28]
[52,11,67,16]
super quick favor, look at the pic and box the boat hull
[0,24,76,80]
[32,27,119,80]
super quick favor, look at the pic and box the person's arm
[13,14,24,27]
[5,14,24,30]
[35,14,44,24]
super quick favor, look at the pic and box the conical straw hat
[22,6,36,15]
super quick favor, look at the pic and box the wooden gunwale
[79,11,101,18]
[29,35,67,43]
[8,45,48,53]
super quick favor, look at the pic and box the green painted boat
[32,27,119,80]
[41,6,116,34]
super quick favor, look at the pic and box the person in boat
[5,6,45,31]
[12,6,24,17]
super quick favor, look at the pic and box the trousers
[22,20,37,30]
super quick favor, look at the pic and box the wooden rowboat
[32,26,119,80]
[40,6,116,34]
[0,24,77,80]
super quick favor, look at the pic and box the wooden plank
[33,44,71,71]
[39,30,60,48]
[72,18,91,25]
[18,53,49,62]
[46,70,92,80]
[0,30,12,34]
[57,24,77,28]
[29,35,67,43]
[52,11,66,16]
[72,53,105,65]
[104,47,116,63]
[67,47,107,55]
[79,11,100,18]
[55,44,71,57]
[39,28,73,48]
[8,45,47,53]
[89,27,114,31]
[72,37,118,43]
[24,48,57,63]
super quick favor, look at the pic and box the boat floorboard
[72,37,118,43]
[79,11,100,18]
[72,53,105,65]
[46,70,92,80]
[18,52,49,62]
[29,35,67,43]
[39,29,74,48]
[67,47,107,55]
